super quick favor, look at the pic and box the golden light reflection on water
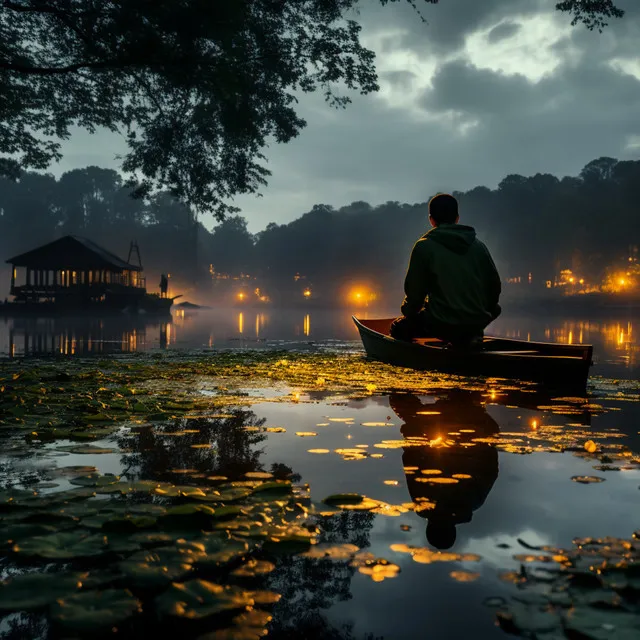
[303,314,311,337]
[238,312,244,335]
[547,320,637,367]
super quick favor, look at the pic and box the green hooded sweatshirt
[401,223,501,328]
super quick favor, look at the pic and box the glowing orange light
[569,277,575,284]
[619,278,626,286]
[531,419,538,430]
[303,288,311,298]
[237,292,245,301]
[579,279,584,285]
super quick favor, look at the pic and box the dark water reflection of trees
[117,410,268,482]
[115,408,379,640]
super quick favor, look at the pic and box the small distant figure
[391,193,501,344]
[159,274,169,298]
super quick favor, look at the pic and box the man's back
[402,223,501,328]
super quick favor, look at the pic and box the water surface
[0,309,638,639]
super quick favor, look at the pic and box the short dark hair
[428,193,458,225]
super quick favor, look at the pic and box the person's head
[426,517,457,550]
[428,193,459,227]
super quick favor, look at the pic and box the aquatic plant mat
[1,351,639,638]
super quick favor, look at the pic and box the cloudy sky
[56,0,640,233]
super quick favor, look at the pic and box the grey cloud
[57,0,640,234]
[487,20,521,43]
[359,0,546,57]
[383,70,418,90]
[235,43,640,231]
[420,59,534,117]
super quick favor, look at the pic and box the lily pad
[196,535,250,570]
[564,607,640,640]
[199,609,273,639]
[156,579,254,620]
[51,588,141,633]
[12,532,108,560]
[250,480,292,496]
[55,445,116,455]
[2,523,59,545]
[119,549,195,589]
[0,572,84,611]
[231,559,276,578]
[159,504,217,529]
[571,476,606,484]
[69,473,120,487]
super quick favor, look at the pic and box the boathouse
[6,235,146,303]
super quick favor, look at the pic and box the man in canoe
[391,193,501,344]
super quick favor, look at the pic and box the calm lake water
[1,308,639,639]
[0,307,637,378]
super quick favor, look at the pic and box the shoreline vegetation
[1,156,638,308]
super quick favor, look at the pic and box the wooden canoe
[353,316,593,389]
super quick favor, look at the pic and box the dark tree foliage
[250,156,640,298]
[0,0,624,218]
[1,156,638,299]
[555,0,624,31]
[0,167,208,288]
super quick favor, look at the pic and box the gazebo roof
[6,236,141,271]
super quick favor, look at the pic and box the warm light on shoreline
[347,286,377,306]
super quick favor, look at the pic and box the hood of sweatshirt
[424,223,477,255]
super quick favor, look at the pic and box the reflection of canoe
[353,317,593,389]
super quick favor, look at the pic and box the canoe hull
[353,317,592,389]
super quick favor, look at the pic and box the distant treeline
[0,157,637,301]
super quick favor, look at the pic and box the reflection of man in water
[389,391,499,550]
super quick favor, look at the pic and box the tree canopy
[2,155,637,302]
[0,0,624,218]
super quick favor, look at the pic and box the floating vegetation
[492,533,640,638]
[390,544,481,566]
[571,476,606,484]
[450,571,480,583]
[353,555,401,583]
[361,422,395,427]
[0,472,316,637]
[322,493,413,516]
[2,350,640,638]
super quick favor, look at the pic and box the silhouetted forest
[0,157,638,303]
